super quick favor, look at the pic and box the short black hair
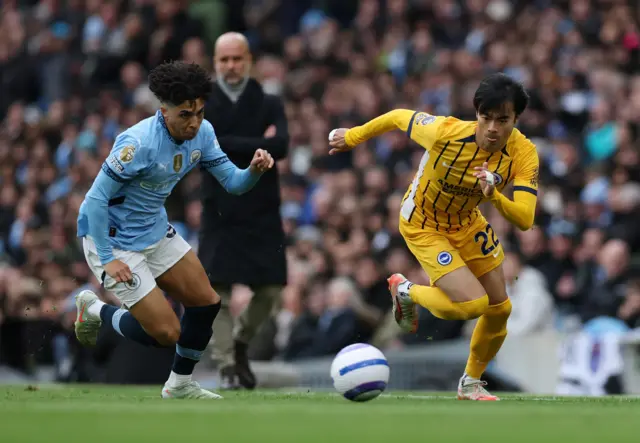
[473,73,529,117]
[148,61,212,106]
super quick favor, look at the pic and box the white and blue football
[330,343,390,402]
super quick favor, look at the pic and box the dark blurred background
[0,0,639,390]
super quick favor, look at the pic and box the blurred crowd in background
[1,0,640,380]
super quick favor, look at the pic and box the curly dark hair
[148,61,212,106]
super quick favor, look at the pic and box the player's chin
[181,131,198,140]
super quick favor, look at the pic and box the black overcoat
[198,79,289,285]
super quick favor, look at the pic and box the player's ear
[160,103,173,120]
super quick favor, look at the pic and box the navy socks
[99,302,221,377]
[172,303,221,375]
[100,305,161,347]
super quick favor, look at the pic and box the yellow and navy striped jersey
[345,109,539,232]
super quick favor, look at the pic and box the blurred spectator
[503,249,555,336]
[284,277,358,360]
[579,239,637,326]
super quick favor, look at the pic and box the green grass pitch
[1,386,639,443]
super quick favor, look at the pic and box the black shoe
[234,340,256,390]
[219,365,240,390]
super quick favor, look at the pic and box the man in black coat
[200,32,288,389]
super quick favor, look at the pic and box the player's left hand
[250,149,274,173]
[473,162,496,197]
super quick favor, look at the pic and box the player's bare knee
[186,287,219,307]
[199,286,220,305]
[153,324,181,346]
[488,296,512,319]
[210,288,221,305]
[502,298,512,317]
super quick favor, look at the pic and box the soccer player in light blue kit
[74,61,274,399]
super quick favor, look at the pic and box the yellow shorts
[399,211,504,285]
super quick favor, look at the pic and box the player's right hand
[473,162,496,197]
[328,128,352,155]
[104,259,133,283]
[250,149,274,173]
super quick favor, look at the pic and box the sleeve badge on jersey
[530,167,539,187]
[108,155,125,173]
[190,150,202,165]
[415,113,436,125]
[119,145,136,163]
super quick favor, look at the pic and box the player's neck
[168,131,186,144]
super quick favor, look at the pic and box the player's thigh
[400,219,484,301]
[456,213,505,284]
[127,286,182,346]
[151,238,219,307]
[433,266,487,302]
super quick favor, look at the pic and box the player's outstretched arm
[328,109,417,154]
[201,120,274,194]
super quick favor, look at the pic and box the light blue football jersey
[77,111,261,265]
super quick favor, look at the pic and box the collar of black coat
[212,78,263,103]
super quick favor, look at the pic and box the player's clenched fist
[328,128,352,155]
[250,149,274,173]
[473,162,496,197]
[104,259,133,283]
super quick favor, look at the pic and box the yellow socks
[408,285,489,320]
[465,298,512,379]
[406,282,512,380]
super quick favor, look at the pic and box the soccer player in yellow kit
[328,74,539,401]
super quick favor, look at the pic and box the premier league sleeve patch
[119,145,136,163]
[415,113,437,125]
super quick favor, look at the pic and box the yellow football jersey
[345,109,539,232]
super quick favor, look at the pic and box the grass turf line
[0,386,638,443]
